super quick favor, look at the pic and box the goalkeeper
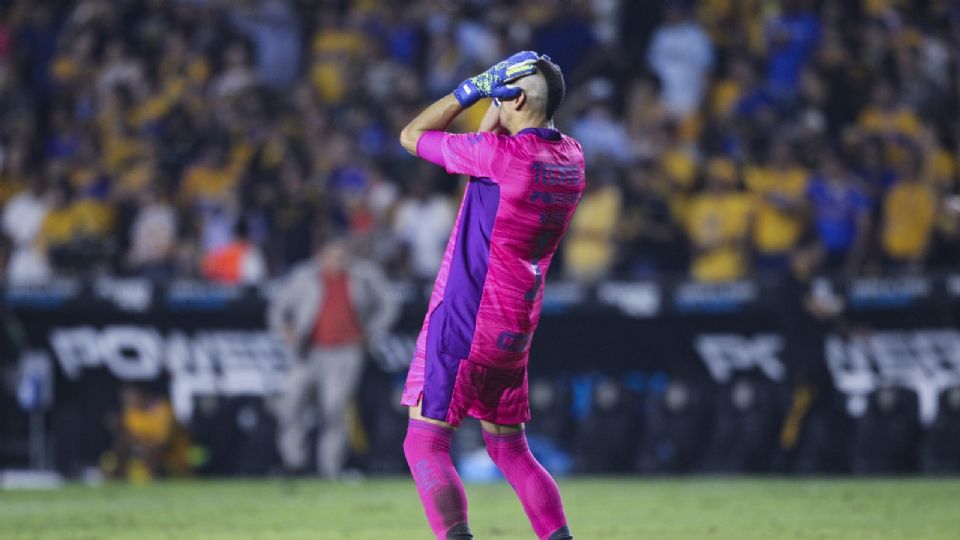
[398,51,584,540]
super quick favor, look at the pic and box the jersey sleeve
[439,132,509,180]
[415,131,447,167]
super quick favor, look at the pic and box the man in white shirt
[392,175,454,279]
[647,1,714,118]
[127,187,178,277]
[2,177,51,283]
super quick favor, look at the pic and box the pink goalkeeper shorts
[401,353,531,428]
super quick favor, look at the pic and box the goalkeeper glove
[453,50,539,108]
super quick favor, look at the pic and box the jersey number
[524,230,559,302]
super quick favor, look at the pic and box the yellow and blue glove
[453,50,539,108]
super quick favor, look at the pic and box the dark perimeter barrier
[2,273,960,475]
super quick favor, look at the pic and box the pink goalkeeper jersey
[412,127,585,371]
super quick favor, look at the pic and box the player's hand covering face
[453,50,540,108]
[492,54,558,107]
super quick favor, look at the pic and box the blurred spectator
[563,166,622,283]
[765,0,821,99]
[14,3,59,93]
[647,0,714,118]
[2,174,51,283]
[270,156,324,272]
[533,4,598,79]
[230,0,301,90]
[209,41,258,101]
[806,153,871,273]
[920,128,956,197]
[268,236,398,478]
[0,141,31,205]
[179,143,247,252]
[710,56,759,123]
[617,162,686,277]
[37,180,114,276]
[0,0,953,285]
[35,182,72,264]
[855,138,897,200]
[424,31,470,99]
[201,220,266,285]
[744,139,809,274]
[309,11,364,106]
[686,158,752,283]
[102,384,192,482]
[880,156,936,271]
[453,9,501,66]
[392,175,454,280]
[126,184,177,279]
[572,101,632,165]
[624,75,668,160]
[96,39,145,107]
[857,81,921,145]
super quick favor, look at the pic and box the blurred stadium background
[1,0,959,537]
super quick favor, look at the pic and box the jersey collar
[514,127,562,141]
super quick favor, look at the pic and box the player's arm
[398,95,506,158]
[399,94,464,156]
[478,100,509,134]
[399,50,539,157]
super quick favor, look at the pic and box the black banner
[4,274,960,468]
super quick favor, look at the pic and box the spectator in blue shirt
[854,138,897,203]
[766,0,821,100]
[806,153,871,273]
[534,4,597,81]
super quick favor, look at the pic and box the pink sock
[483,430,570,540]
[403,419,471,539]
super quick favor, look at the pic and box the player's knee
[482,428,527,464]
[404,419,455,469]
[482,436,500,461]
[402,422,438,463]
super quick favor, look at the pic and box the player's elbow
[399,125,419,156]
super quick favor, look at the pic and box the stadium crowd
[0,0,958,285]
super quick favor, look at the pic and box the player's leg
[316,344,364,479]
[276,354,316,471]
[481,420,572,540]
[404,401,473,539]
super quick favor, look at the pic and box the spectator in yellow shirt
[881,157,936,270]
[857,82,921,141]
[103,384,192,481]
[37,184,82,257]
[179,144,242,206]
[709,56,755,121]
[686,158,753,282]
[857,81,921,169]
[309,12,365,105]
[744,139,809,274]
[563,167,622,283]
[37,181,114,274]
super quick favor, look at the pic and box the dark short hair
[536,58,565,119]
[312,225,350,252]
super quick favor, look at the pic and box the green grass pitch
[2,477,958,539]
